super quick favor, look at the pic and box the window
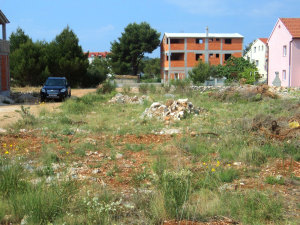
[225,54,231,61]
[166,55,169,61]
[262,45,264,51]
[209,38,213,42]
[209,54,213,58]
[196,38,203,44]
[216,54,219,58]
[282,70,286,80]
[283,45,287,56]
[225,39,232,44]
[195,54,203,61]
[216,38,220,41]
[166,38,169,44]
[170,39,184,44]
[171,53,184,61]
[256,60,259,66]
[254,47,256,53]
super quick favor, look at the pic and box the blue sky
[1,0,299,57]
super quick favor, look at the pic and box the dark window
[225,54,232,61]
[166,55,169,61]
[209,54,213,58]
[196,38,203,44]
[171,53,184,61]
[166,39,169,44]
[170,39,184,44]
[225,39,232,44]
[209,38,213,42]
[216,38,220,41]
[216,54,220,58]
[195,54,203,61]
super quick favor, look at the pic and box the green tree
[9,27,30,53]
[10,40,49,86]
[83,57,110,87]
[110,22,160,75]
[188,61,217,84]
[217,56,259,83]
[47,26,89,86]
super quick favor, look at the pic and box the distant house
[268,18,300,87]
[160,28,244,83]
[244,38,268,82]
[0,10,10,96]
[86,51,109,64]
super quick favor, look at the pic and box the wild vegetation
[0,84,299,224]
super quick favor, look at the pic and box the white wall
[244,39,268,82]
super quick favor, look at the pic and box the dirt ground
[0,89,96,128]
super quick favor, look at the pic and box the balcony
[0,39,10,54]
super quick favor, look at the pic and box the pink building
[268,18,300,87]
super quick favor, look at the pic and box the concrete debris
[154,128,182,135]
[141,99,201,121]
[109,93,151,104]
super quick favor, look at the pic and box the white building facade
[244,38,268,82]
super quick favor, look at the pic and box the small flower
[4,151,9,154]
[203,162,206,165]
[66,152,69,154]
[227,164,231,167]
[211,168,215,172]
[9,144,13,148]
[3,143,6,148]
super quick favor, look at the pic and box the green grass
[3,87,299,224]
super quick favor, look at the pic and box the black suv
[40,77,71,102]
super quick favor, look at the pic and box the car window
[45,79,66,86]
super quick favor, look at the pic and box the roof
[280,18,300,38]
[87,52,110,58]
[258,38,268,44]
[164,32,243,39]
[0,10,9,24]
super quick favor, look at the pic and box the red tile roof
[86,52,110,58]
[258,38,268,44]
[280,18,300,38]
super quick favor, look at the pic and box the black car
[40,77,71,102]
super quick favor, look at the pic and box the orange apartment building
[160,29,243,83]
[0,10,10,96]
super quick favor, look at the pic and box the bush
[149,84,156,94]
[97,80,116,94]
[171,78,191,94]
[189,61,218,84]
[221,191,283,224]
[139,84,149,94]
[0,159,28,196]
[219,168,239,183]
[265,176,285,185]
[160,170,192,219]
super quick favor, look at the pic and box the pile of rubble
[141,99,201,121]
[109,93,151,104]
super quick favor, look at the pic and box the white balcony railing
[0,39,10,54]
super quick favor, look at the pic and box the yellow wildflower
[3,143,6,148]
[4,151,9,154]
[66,152,69,154]
[9,144,13,148]
[227,164,231,167]
[203,162,206,165]
[211,168,215,172]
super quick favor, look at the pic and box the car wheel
[40,96,45,102]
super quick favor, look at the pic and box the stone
[233,162,242,166]
[0,128,7,133]
[190,131,197,137]
[116,153,123,159]
[92,169,100,174]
